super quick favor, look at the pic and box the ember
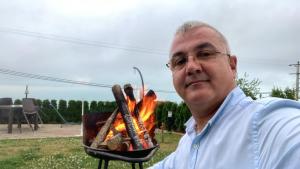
[90,83,157,152]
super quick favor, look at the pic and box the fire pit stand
[83,145,159,169]
[83,109,158,169]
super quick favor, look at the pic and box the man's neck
[193,110,216,133]
[190,100,222,133]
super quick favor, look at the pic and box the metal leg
[37,112,43,125]
[17,119,22,133]
[104,160,109,169]
[96,158,144,169]
[132,162,143,169]
[138,162,143,169]
[33,114,39,130]
[131,163,136,169]
[23,112,34,132]
[8,108,13,133]
[98,159,102,169]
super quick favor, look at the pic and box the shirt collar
[185,86,246,135]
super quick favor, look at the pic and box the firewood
[120,141,130,151]
[90,108,118,149]
[124,84,135,101]
[123,137,131,141]
[107,133,123,151]
[112,84,143,150]
[98,141,108,149]
[124,84,154,148]
[107,136,131,151]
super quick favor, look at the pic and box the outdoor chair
[0,97,25,133]
[0,98,13,123]
[22,98,43,132]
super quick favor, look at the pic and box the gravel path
[0,124,81,140]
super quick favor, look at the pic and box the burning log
[124,84,154,147]
[107,133,123,150]
[106,125,130,151]
[107,135,131,151]
[90,108,118,149]
[112,84,143,150]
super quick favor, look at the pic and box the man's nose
[185,56,202,75]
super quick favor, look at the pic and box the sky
[0,0,299,103]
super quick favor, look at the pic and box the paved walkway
[0,124,81,140]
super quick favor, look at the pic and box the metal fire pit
[83,112,159,169]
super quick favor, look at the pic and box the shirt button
[193,144,199,149]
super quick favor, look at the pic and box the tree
[105,101,117,112]
[284,87,296,100]
[50,100,59,122]
[83,101,89,114]
[42,100,53,123]
[154,102,164,127]
[90,101,98,113]
[67,100,77,122]
[271,87,286,98]
[271,87,296,100]
[172,102,191,132]
[97,101,105,112]
[236,73,261,100]
[14,99,22,104]
[58,100,67,123]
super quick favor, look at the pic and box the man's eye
[172,57,187,67]
[197,51,213,58]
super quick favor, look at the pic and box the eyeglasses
[166,50,231,71]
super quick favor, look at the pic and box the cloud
[0,0,299,102]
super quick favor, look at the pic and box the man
[149,21,300,169]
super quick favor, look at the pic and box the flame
[105,91,157,150]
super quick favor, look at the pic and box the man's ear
[229,55,237,77]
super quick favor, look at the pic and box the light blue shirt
[150,87,300,169]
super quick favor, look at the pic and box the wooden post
[161,123,165,143]
[80,99,84,136]
[112,84,143,150]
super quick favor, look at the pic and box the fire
[105,91,157,150]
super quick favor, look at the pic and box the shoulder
[251,97,300,168]
[255,97,300,112]
[253,97,300,137]
[253,97,300,130]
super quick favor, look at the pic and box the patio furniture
[0,98,23,133]
[22,98,43,132]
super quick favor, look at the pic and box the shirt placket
[188,124,211,169]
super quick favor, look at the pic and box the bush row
[13,99,191,132]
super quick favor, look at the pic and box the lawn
[0,132,182,169]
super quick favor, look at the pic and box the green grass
[0,132,182,169]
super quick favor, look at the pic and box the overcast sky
[0,0,299,103]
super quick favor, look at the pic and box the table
[0,105,23,133]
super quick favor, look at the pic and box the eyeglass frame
[166,50,231,71]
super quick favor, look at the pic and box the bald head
[174,21,231,54]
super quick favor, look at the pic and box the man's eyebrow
[194,42,217,51]
[170,42,217,58]
[171,51,185,59]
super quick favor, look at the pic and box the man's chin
[185,92,211,104]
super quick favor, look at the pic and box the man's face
[170,26,237,113]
